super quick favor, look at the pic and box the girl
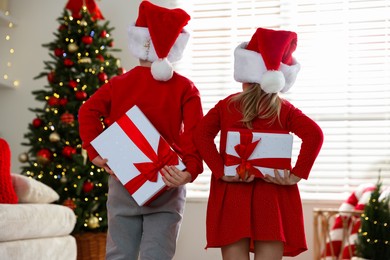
[194,28,324,260]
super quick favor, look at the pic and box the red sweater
[78,66,204,181]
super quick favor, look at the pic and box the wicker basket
[74,232,107,260]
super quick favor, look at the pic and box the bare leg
[221,238,251,260]
[253,240,284,260]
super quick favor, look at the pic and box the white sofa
[0,173,77,260]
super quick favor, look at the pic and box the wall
[0,1,343,259]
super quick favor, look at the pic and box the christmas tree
[19,0,125,233]
[355,180,390,259]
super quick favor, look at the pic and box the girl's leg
[221,238,251,260]
[253,240,284,260]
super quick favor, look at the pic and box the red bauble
[32,118,43,128]
[117,67,126,75]
[62,146,76,158]
[64,58,74,67]
[54,48,64,57]
[47,71,55,83]
[60,112,74,124]
[82,181,94,193]
[96,54,104,62]
[47,96,59,106]
[63,199,76,210]
[58,24,67,31]
[36,148,52,165]
[108,41,114,47]
[100,30,107,38]
[75,90,87,100]
[59,98,68,107]
[68,80,78,89]
[82,36,93,45]
[98,72,108,82]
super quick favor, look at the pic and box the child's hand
[264,169,301,185]
[221,174,255,183]
[91,155,117,179]
[161,165,192,189]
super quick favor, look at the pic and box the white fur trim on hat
[234,42,300,93]
[127,23,190,63]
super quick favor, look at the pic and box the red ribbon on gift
[117,113,179,195]
[225,131,291,179]
[66,0,105,20]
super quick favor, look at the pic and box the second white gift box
[224,129,293,178]
[91,105,185,206]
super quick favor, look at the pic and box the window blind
[173,0,390,199]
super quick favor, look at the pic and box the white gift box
[224,130,293,178]
[91,105,185,206]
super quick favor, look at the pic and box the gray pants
[105,176,186,260]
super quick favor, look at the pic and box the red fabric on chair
[0,138,18,204]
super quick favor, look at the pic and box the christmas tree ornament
[87,215,100,229]
[49,132,61,143]
[32,118,43,128]
[97,72,107,82]
[83,180,94,193]
[54,48,65,57]
[67,43,79,53]
[18,152,29,163]
[47,71,56,83]
[82,35,93,45]
[63,198,76,210]
[96,54,104,62]
[47,96,59,106]
[60,112,75,124]
[75,90,88,100]
[78,57,92,64]
[100,30,107,38]
[59,97,68,107]
[68,80,78,89]
[64,58,74,67]
[62,146,76,158]
[36,149,52,165]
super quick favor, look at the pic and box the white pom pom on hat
[127,0,190,81]
[234,27,301,93]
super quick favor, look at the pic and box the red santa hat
[234,28,301,93]
[128,0,191,81]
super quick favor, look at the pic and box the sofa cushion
[0,203,76,242]
[0,139,18,204]
[11,173,59,203]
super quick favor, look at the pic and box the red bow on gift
[66,0,105,20]
[225,131,263,179]
[117,113,179,195]
[225,131,291,179]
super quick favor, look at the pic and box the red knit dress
[194,94,323,256]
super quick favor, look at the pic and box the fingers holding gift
[161,165,191,188]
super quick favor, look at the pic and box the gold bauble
[18,152,29,163]
[87,216,100,229]
[68,43,79,53]
[78,57,92,64]
[49,132,61,142]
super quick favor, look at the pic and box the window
[174,0,390,199]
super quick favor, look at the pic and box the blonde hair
[230,83,281,129]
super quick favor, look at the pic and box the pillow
[11,173,59,203]
[0,138,18,204]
